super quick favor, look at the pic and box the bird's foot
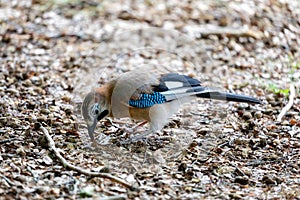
[120,136,147,145]
[131,130,152,142]
[120,132,168,150]
[119,131,152,145]
[116,121,148,136]
[81,139,99,150]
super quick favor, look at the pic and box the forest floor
[0,0,300,199]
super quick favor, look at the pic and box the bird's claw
[81,139,99,150]
[120,135,149,145]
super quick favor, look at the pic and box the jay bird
[81,66,261,142]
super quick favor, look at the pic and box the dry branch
[40,125,138,191]
[0,174,21,187]
[277,84,296,122]
[187,24,264,39]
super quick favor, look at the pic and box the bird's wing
[127,72,202,108]
[126,71,261,107]
[110,65,165,117]
[110,66,260,118]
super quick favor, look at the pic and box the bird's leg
[91,139,99,147]
[130,130,153,142]
[124,121,148,135]
[112,120,147,133]
[121,121,162,145]
[120,130,154,145]
[81,138,99,150]
[131,120,148,131]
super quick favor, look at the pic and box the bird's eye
[91,104,100,116]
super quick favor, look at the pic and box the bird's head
[81,91,109,141]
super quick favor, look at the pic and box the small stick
[277,84,296,122]
[99,195,127,200]
[0,174,22,187]
[40,125,138,191]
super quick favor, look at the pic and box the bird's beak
[87,119,97,141]
[87,110,108,141]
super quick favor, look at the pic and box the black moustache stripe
[97,110,109,121]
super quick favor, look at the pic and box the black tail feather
[191,87,261,104]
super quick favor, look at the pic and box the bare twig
[277,84,296,122]
[186,24,264,39]
[99,195,127,200]
[40,125,138,191]
[0,174,22,187]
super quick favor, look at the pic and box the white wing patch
[162,88,220,101]
[164,81,184,89]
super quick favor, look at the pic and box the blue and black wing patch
[129,73,200,108]
[129,92,167,108]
